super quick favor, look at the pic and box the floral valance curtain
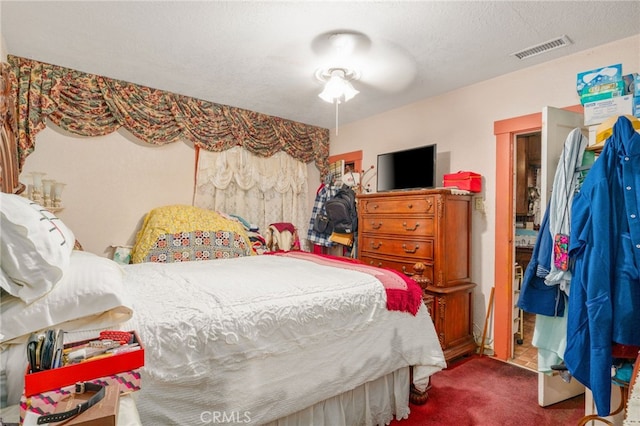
[7,55,329,176]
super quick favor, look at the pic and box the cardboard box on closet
[583,95,633,126]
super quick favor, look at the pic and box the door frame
[492,105,582,361]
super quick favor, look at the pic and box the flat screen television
[376,144,437,192]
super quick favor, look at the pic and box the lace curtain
[194,147,309,242]
[6,55,329,178]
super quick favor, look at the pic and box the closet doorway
[511,132,541,370]
[493,105,583,362]
[494,105,585,406]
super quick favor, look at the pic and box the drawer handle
[400,267,414,276]
[402,244,419,254]
[407,203,413,209]
[370,242,383,250]
[402,222,419,231]
[368,260,383,268]
[371,204,379,210]
[371,221,382,230]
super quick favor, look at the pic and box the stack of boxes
[577,63,638,127]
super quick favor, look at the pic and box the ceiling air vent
[511,35,572,60]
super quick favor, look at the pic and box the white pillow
[0,267,22,297]
[0,250,133,345]
[0,193,75,303]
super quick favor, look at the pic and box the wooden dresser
[357,189,477,361]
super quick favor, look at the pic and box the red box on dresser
[443,171,482,193]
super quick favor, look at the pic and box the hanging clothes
[517,203,571,373]
[517,207,566,317]
[525,128,587,372]
[545,128,588,295]
[564,116,640,417]
[306,182,338,248]
[518,128,588,317]
[532,310,569,373]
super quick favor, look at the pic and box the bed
[0,198,446,425]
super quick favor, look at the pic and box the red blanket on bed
[270,251,423,315]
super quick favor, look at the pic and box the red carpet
[393,356,585,425]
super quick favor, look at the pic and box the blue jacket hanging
[517,206,566,317]
[564,116,640,417]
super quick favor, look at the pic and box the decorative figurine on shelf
[527,186,541,226]
[527,186,539,216]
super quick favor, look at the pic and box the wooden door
[539,106,586,211]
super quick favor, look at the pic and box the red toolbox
[443,171,482,193]
[24,330,144,397]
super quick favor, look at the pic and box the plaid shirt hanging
[306,183,338,247]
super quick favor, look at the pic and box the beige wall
[13,34,640,343]
[1,6,4,60]
[19,127,196,256]
[19,125,322,256]
[330,34,640,342]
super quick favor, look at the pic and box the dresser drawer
[360,236,433,260]
[360,254,434,282]
[360,195,436,215]
[360,215,435,236]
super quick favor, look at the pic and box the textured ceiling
[2,1,639,129]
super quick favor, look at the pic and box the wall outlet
[474,196,484,211]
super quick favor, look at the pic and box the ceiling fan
[311,30,417,132]
[312,30,418,102]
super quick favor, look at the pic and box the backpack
[324,185,358,234]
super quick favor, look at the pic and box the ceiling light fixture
[317,68,360,103]
[316,68,360,134]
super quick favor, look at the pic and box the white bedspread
[3,254,445,425]
[121,255,445,425]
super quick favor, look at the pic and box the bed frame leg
[409,367,430,405]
